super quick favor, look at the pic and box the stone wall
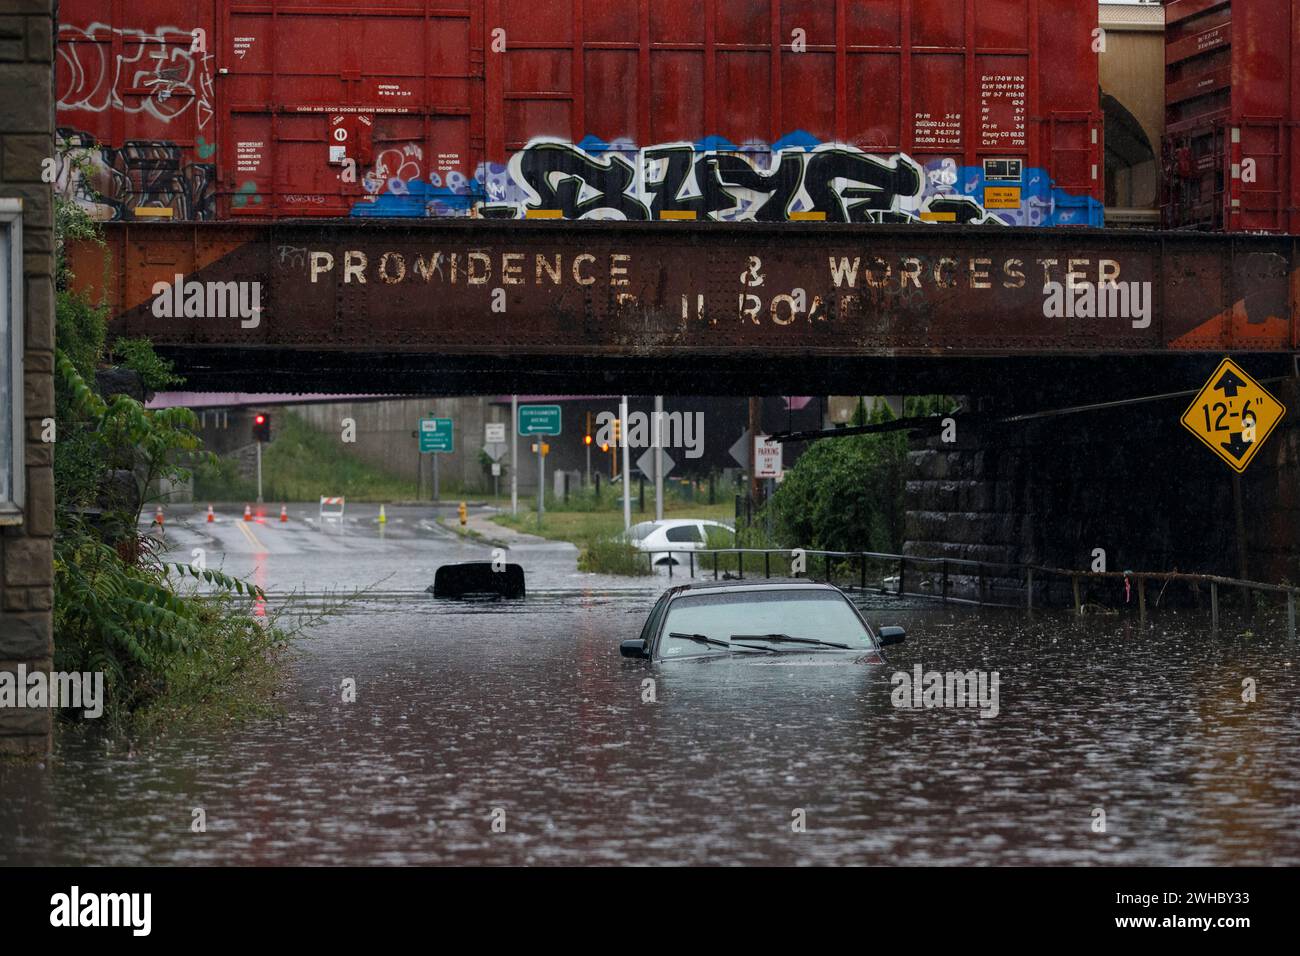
[906,381,1300,603]
[0,0,54,756]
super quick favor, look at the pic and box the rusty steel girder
[71,221,1300,361]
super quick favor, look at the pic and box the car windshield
[628,522,657,542]
[657,589,874,657]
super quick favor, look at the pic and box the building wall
[0,0,55,756]
[1099,2,1166,216]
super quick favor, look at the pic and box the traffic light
[252,412,271,443]
[612,418,621,446]
[584,433,592,446]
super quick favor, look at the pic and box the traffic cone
[279,505,288,523]
[155,505,164,526]
[243,504,252,521]
[206,504,215,523]
[378,504,387,525]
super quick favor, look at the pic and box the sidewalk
[464,511,550,547]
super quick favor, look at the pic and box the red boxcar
[56,0,1103,226]
[1163,0,1300,233]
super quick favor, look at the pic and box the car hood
[659,650,885,666]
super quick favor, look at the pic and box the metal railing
[639,547,1299,640]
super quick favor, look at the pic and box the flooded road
[2,505,1298,865]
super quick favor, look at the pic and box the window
[664,524,703,544]
[0,199,22,524]
[658,590,874,658]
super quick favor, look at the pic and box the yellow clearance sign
[1180,358,1287,473]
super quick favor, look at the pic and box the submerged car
[619,580,906,661]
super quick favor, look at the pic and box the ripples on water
[2,593,1297,865]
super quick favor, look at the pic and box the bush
[577,536,653,576]
[764,399,910,554]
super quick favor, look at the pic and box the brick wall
[0,0,54,756]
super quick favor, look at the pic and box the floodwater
[1,504,1297,865]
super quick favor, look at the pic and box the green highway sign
[518,404,562,436]
[419,417,453,452]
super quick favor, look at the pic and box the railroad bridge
[68,219,1300,589]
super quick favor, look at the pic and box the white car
[624,519,735,568]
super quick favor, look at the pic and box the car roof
[663,579,845,598]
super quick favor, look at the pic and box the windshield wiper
[667,632,778,654]
[668,632,730,649]
[729,633,851,650]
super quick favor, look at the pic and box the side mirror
[877,626,906,647]
[620,639,649,659]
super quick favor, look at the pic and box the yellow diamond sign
[1180,358,1287,473]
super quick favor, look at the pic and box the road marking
[236,518,268,552]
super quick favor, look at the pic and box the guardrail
[639,547,1299,640]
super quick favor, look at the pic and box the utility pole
[748,396,762,513]
[654,395,664,521]
[255,441,263,504]
[621,395,632,532]
[510,394,518,516]
[536,434,545,524]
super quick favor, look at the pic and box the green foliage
[577,536,653,576]
[764,399,910,554]
[191,454,256,501]
[110,337,183,391]
[55,349,206,535]
[54,159,101,291]
[193,411,420,502]
[50,200,285,731]
[53,518,267,724]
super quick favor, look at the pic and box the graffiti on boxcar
[55,128,216,221]
[57,23,215,130]
[349,132,1098,226]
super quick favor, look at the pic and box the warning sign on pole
[1180,358,1286,474]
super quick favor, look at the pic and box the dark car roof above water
[663,580,844,598]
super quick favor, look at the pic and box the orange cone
[279,505,288,523]
[243,504,252,521]
[206,505,215,523]
[155,505,164,526]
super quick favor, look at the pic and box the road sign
[519,404,562,436]
[1180,358,1286,473]
[636,447,676,480]
[728,430,751,469]
[419,417,453,453]
[491,462,501,477]
[754,436,783,478]
[483,442,506,462]
[485,422,506,444]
